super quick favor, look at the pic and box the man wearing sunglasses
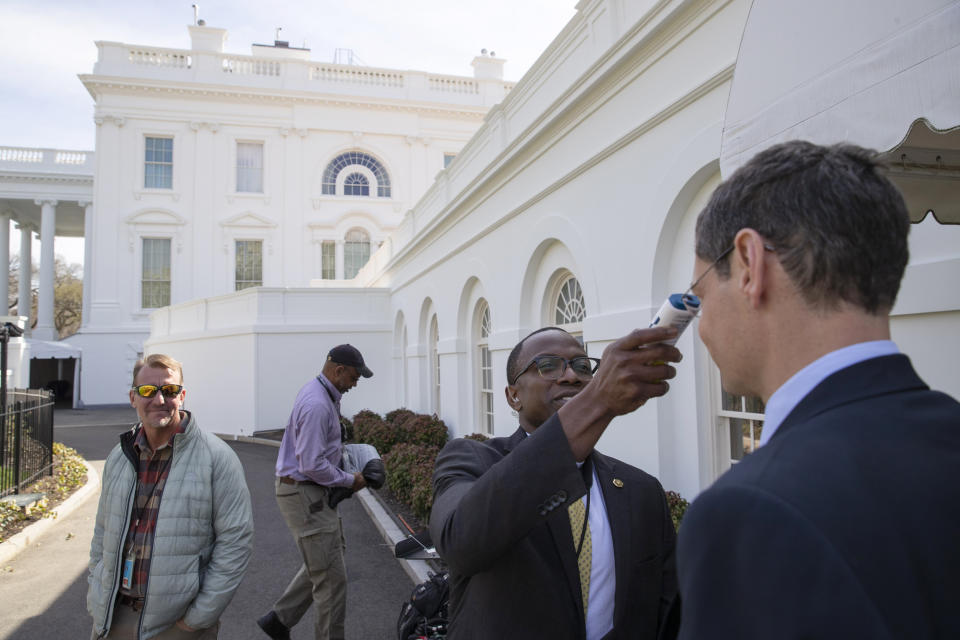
[430,326,681,639]
[258,344,373,640]
[88,353,253,639]
[673,141,960,638]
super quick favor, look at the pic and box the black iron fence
[0,389,56,497]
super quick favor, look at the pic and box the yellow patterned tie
[568,498,592,614]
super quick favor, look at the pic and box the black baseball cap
[327,344,373,378]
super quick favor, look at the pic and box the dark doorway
[29,357,76,408]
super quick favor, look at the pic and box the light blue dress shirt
[758,340,900,448]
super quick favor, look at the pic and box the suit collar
[774,354,927,443]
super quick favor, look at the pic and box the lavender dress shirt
[275,374,355,488]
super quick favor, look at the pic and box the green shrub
[408,462,436,523]
[399,413,449,449]
[464,433,490,442]
[384,408,415,428]
[665,490,689,532]
[383,443,439,506]
[351,410,391,453]
[354,409,452,523]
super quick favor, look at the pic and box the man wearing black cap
[257,344,373,640]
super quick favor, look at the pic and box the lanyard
[574,457,593,559]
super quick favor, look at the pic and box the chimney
[189,24,227,52]
[471,50,504,80]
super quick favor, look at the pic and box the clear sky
[0,0,576,151]
[1,1,576,267]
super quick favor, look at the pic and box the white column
[0,213,9,314]
[80,201,93,327]
[17,223,33,335]
[335,239,345,280]
[34,199,57,341]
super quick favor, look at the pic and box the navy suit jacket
[675,355,960,639]
[430,413,677,639]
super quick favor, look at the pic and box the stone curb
[0,459,101,567]
[229,434,432,584]
[355,488,434,584]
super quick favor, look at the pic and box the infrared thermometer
[648,293,701,346]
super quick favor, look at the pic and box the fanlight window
[321,151,391,197]
[343,172,369,196]
[555,277,586,325]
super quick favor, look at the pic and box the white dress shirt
[759,340,900,448]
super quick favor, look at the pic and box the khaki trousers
[92,600,219,639]
[272,478,347,640]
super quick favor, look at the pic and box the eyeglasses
[132,384,183,398]
[686,243,776,296]
[511,355,601,385]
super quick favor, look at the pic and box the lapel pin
[612,478,624,488]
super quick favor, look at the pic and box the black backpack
[397,571,449,640]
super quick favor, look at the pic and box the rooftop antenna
[192,4,199,26]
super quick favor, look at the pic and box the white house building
[57,22,512,406]
[6,0,960,500]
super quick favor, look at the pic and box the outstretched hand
[591,326,682,414]
[558,326,682,460]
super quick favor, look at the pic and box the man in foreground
[677,140,960,637]
[258,344,372,640]
[87,354,254,639]
[430,326,681,639]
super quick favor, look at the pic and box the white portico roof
[720,0,960,182]
[27,338,82,360]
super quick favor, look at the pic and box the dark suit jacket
[675,354,960,639]
[430,413,677,640]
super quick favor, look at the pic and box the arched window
[554,275,585,339]
[344,228,371,279]
[430,314,441,415]
[343,172,369,196]
[476,301,494,435]
[321,151,391,197]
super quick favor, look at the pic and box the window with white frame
[321,151,391,197]
[236,142,264,193]
[476,302,494,435]
[443,152,457,168]
[402,325,409,407]
[144,137,173,189]
[554,275,586,341]
[430,314,441,415]
[344,229,371,279]
[235,240,263,290]
[141,238,171,308]
[321,241,336,279]
[719,390,766,466]
[343,172,370,196]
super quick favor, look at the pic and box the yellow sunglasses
[132,384,183,398]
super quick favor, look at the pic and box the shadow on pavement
[4,420,413,640]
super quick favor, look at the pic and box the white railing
[311,65,404,87]
[221,56,281,77]
[129,48,192,69]
[92,42,511,108]
[0,147,94,171]
[428,75,479,94]
[0,147,43,163]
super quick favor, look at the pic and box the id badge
[121,548,135,590]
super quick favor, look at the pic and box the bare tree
[8,255,82,339]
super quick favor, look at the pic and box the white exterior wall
[146,287,392,435]
[71,31,506,405]
[364,0,752,498]
[128,0,958,501]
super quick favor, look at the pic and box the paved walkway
[0,407,419,640]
